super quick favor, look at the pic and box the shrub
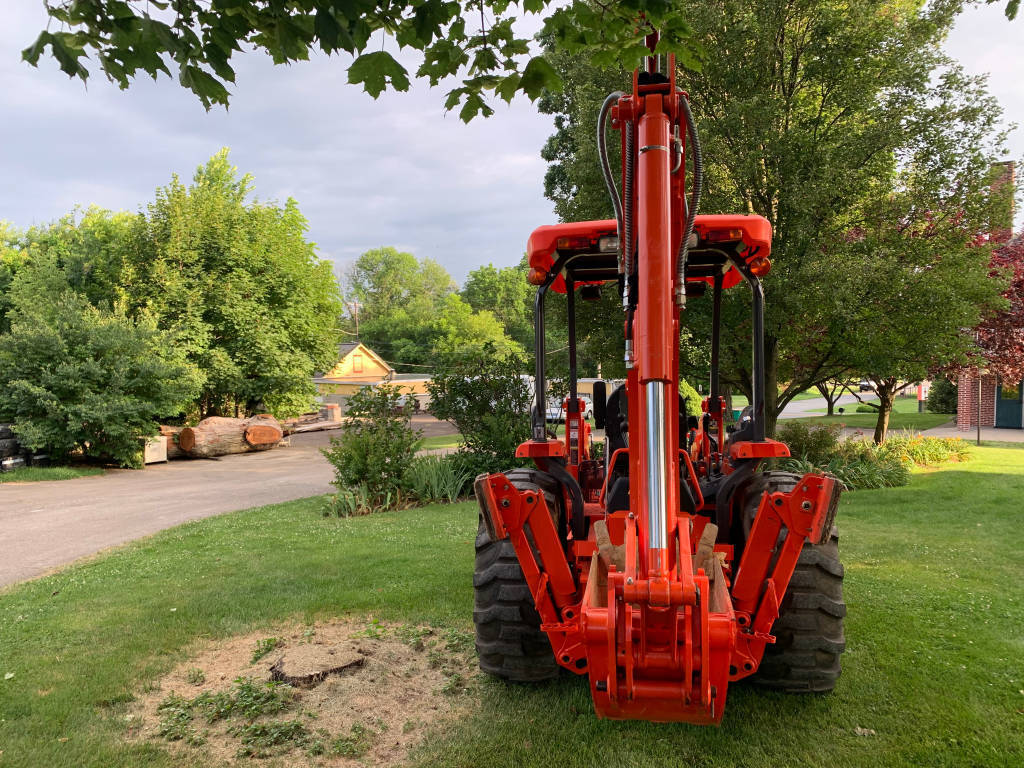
[877,431,970,465]
[427,345,532,480]
[926,377,958,414]
[679,380,703,419]
[774,421,841,466]
[320,384,421,506]
[0,293,196,467]
[778,431,968,490]
[855,403,877,413]
[322,484,386,517]
[403,454,473,504]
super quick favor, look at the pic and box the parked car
[546,395,594,422]
[858,380,873,392]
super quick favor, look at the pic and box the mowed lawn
[784,395,953,432]
[0,446,1022,767]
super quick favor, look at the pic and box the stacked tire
[0,424,47,471]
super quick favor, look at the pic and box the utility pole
[347,301,362,337]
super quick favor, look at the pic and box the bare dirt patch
[129,618,476,766]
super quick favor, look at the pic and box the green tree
[0,222,28,334]
[461,261,534,350]
[345,246,456,367]
[836,166,1009,442]
[540,0,1010,437]
[23,2,704,118]
[0,290,196,467]
[427,345,532,477]
[431,293,523,360]
[14,208,137,311]
[124,150,342,417]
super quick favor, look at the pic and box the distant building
[314,342,431,412]
[957,162,1022,431]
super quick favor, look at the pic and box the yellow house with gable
[315,342,432,410]
[322,342,393,382]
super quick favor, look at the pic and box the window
[1001,382,1020,400]
[353,354,363,373]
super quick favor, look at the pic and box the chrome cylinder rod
[644,381,669,551]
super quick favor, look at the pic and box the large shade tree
[23,0,704,119]
[539,0,1012,436]
[122,150,344,417]
[24,2,1017,119]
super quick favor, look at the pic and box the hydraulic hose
[675,93,703,307]
[597,91,625,255]
[623,122,635,308]
[596,90,635,312]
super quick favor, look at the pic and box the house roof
[337,342,360,359]
[321,341,395,378]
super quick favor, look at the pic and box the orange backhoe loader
[473,37,845,724]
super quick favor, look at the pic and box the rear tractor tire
[473,468,563,682]
[743,471,846,693]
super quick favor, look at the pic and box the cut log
[0,423,14,440]
[178,415,283,459]
[159,425,186,460]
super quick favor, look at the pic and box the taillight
[750,256,772,277]
[705,228,744,242]
[557,236,593,250]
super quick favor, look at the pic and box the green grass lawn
[730,389,822,409]
[1,447,1022,767]
[783,396,952,432]
[418,434,463,451]
[0,465,105,483]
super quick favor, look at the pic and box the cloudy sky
[1,4,1021,287]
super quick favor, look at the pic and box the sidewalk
[920,424,1024,443]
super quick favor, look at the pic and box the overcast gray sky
[1,3,1020,287]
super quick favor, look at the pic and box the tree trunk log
[873,379,896,444]
[178,415,282,458]
[159,425,186,459]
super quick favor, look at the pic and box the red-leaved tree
[975,235,1024,382]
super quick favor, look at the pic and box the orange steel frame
[476,55,840,724]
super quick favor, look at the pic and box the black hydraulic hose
[597,91,625,244]
[675,93,703,306]
[623,122,635,290]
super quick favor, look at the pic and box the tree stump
[178,415,283,458]
[268,645,365,688]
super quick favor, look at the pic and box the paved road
[777,393,864,418]
[0,431,336,587]
[0,415,459,588]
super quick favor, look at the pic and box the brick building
[956,161,1022,431]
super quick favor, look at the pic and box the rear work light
[598,235,619,253]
